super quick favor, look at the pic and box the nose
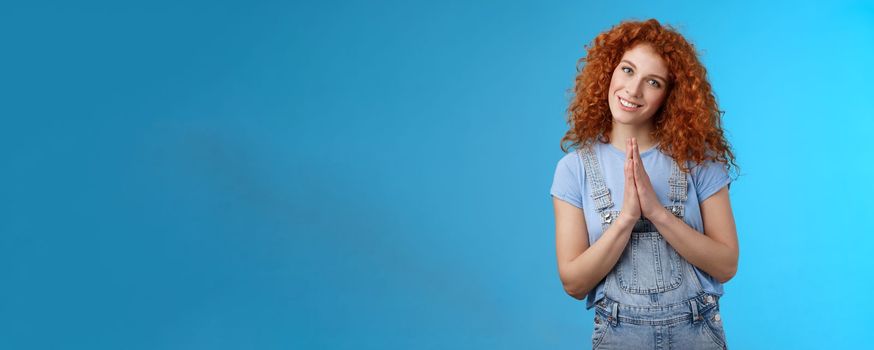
[625,79,644,99]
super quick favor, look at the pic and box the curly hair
[560,18,737,175]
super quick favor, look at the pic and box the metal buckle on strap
[591,187,611,208]
[667,205,684,218]
[601,211,613,224]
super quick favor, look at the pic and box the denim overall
[579,145,728,350]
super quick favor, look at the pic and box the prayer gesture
[619,137,666,223]
[618,138,642,224]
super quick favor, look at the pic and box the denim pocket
[592,307,612,349]
[615,231,683,294]
[701,305,726,348]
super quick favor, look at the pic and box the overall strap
[578,143,615,215]
[667,159,689,216]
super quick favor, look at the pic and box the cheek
[607,78,617,92]
[608,71,623,89]
[648,91,667,108]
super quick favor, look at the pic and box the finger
[633,153,646,185]
[625,156,633,182]
[633,150,649,192]
[625,139,633,179]
[626,138,632,160]
[633,138,641,164]
[626,157,637,189]
[633,138,646,176]
[632,161,646,199]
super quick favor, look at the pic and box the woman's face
[607,43,670,126]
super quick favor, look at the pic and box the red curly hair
[561,18,737,174]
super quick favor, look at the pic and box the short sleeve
[550,151,584,209]
[691,159,731,203]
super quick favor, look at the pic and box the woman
[550,19,739,349]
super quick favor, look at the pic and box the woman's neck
[608,122,656,154]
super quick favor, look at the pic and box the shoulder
[553,149,586,179]
[689,158,730,177]
[688,148,726,170]
[688,157,732,201]
[554,147,585,168]
[558,148,582,164]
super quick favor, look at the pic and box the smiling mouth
[618,96,642,109]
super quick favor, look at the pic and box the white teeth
[619,97,640,108]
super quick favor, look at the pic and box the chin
[609,109,649,125]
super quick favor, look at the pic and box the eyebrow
[621,59,668,82]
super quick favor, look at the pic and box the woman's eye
[621,66,632,74]
[648,80,661,88]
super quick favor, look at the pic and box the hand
[618,137,641,224]
[631,138,667,220]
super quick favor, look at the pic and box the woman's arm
[553,197,635,299]
[628,138,739,283]
[648,186,739,283]
[554,138,643,299]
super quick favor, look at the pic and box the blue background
[2,0,872,349]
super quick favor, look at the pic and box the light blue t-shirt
[550,141,732,308]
